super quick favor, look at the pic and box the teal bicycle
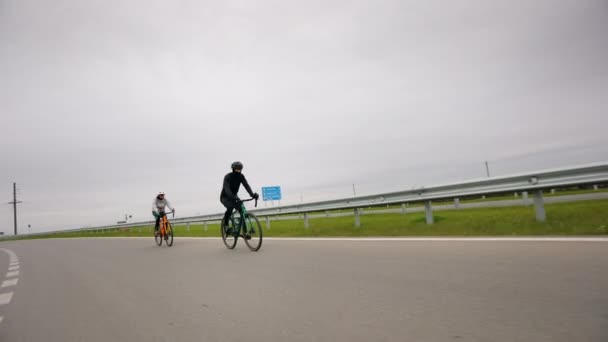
[221,197,263,251]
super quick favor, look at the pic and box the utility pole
[352,184,357,197]
[485,161,491,178]
[8,183,22,235]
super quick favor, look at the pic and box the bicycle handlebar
[238,198,258,207]
[160,210,175,218]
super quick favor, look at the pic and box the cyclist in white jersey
[152,192,174,235]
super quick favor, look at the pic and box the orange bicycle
[155,210,174,247]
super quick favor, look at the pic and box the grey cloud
[1,0,607,232]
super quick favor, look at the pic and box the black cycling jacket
[220,172,254,201]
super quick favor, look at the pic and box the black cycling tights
[221,197,236,226]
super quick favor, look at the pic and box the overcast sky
[1,0,607,233]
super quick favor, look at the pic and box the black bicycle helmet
[231,161,243,170]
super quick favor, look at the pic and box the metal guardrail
[7,162,608,237]
[247,163,608,226]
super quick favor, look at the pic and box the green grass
[3,199,607,241]
[260,199,608,236]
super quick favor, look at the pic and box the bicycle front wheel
[221,216,238,249]
[165,221,174,246]
[243,213,263,251]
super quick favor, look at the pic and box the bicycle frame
[230,198,257,236]
[157,211,174,237]
[160,215,168,236]
[154,210,175,247]
[222,197,262,251]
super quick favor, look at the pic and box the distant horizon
[4,155,607,235]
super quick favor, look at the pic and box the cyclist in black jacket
[220,161,259,228]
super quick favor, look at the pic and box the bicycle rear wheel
[165,221,174,246]
[221,216,238,249]
[243,213,263,251]
[154,225,162,246]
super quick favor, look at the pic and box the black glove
[252,193,259,200]
[234,197,241,204]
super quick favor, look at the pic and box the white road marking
[1,279,18,288]
[28,236,608,243]
[0,248,19,324]
[61,236,608,242]
[276,237,608,242]
[0,292,13,305]
[183,237,608,242]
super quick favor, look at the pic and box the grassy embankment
[4,199,607,240]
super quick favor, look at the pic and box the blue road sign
[262,186,282,201]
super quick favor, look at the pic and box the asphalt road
[0,238,607,342]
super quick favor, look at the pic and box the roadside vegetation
[3,198,607,241]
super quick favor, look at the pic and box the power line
[7,183,22,235]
